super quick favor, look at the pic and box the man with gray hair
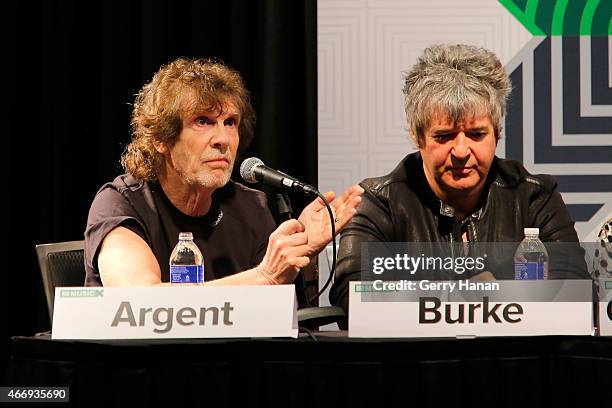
[330,44,588,318]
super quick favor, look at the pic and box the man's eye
[467,132,486,139]
[195,117,212,125]
[434,133,453,141]
[224,118,236,126]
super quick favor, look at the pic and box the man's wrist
[255,264,279,285]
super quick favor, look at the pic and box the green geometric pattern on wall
[499,0,612,35]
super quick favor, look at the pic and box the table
[7,332,612,407]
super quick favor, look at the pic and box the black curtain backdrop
[4,0,317,381]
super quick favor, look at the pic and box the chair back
[35,240,85,321]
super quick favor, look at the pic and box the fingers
[259,245,311,284]
[269,219,308,251]
[269,229,308,248]
[304,191,336,213]
[293,255,311,270]
[333,185,364,209]
[274,219,305,235]
[305,185,364,216]
[320,191,336,204]
[331,185,364,226]
[259,219,313,284]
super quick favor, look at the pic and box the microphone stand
[274,193,313,308]
[274,193,293,222]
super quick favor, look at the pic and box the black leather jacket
[330,152,589,316]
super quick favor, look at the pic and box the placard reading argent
[52,286,298,339]
[349,280,593,338]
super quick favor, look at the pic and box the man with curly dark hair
[85,58,363,287]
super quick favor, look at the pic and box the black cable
[307,191,336,303]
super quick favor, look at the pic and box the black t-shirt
[84,174,276,286]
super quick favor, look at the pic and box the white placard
[52,285,298,339]
[349,280,594,338]
[598,279,612,336]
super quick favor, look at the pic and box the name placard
[52,285,298,339]
[349,280,593,338]
[598,279,612,336]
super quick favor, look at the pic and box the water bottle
[514,228,549,280]
[169,232,204,284]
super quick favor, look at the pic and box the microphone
[240,156,339,305]
[240,157,317,195]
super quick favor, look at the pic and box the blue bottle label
[170,265,203,283]
[198,265,204,283]
[514,262,545,280]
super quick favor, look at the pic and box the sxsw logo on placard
[60,289,104,298]
[500,0,612,240]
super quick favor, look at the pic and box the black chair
[34,239,344,329]
[35,240,85,321]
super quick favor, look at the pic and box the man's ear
[153,140,167,154]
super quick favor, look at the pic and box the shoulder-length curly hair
[121,58,256,180]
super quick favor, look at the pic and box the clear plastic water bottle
[514,228,549,280]
[169,232,204,284]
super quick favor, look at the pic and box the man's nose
[451,132,471,159]
[211,122,230,150]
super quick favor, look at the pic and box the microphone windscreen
[240,157,264,183]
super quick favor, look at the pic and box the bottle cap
[179,232,194,240]
[524,228,539,237]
